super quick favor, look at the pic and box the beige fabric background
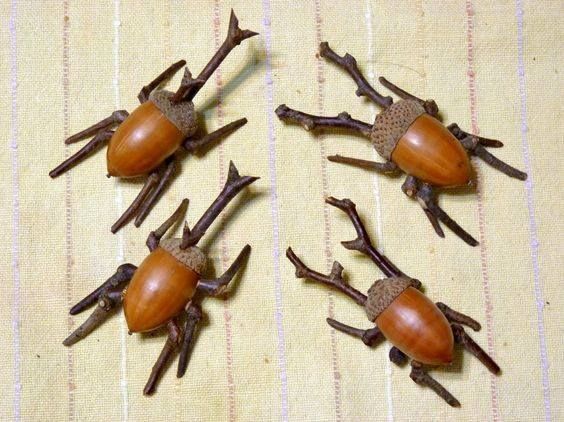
[1,1,562,421]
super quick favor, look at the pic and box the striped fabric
[1,1,562,421]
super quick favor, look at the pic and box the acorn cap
[150,90,198,137]
[160,238,207,275]
[364,276,414,322]
[371,100,425,160]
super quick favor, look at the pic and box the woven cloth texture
[1,1,562,421]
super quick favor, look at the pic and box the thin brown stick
[473,144,527,180]
[275,105,372,137]
[138,60,186,103]
[111,173,160,233]
[410,361,460,407]
[183,118,248,152]
[197,244,251,296]
[389,347,408,366]
[172,10,258,103]
[64,110,128,145]
[447,123,504,147]
[144,321,182,395]
[134,159,177,228]
[146,198,189,252]
[181,161,259,248]
[452,324,500,375]
[177,302,203,378]
[49,130,114,178]
[327,155,398,173]
[286,247,367,306]
[436,302,481,331]
[326,318,383,347]
[378,76,439,117]
[325,197,402,277]
[319,42,392,108]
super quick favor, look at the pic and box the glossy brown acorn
[107,101,186,178]
[375,287,454,365]
[391,114,472,187]
[123,245,202,333]
[49,11,258,233]
[275,41,528,246]
[287,197,501,407]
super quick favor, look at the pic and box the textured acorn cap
[365,276,414,322]
[160,238,207,275]
[371,100,425,160]
[150,90,198,137]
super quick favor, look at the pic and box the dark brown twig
[319,42,393,108]
[416,184,479,246]
[181,161,259,248]
[473,144,527,180]
[146,198,189,252]
[184,118,248,152]
[326,318,383,347]
[63,291,124,346]
[172,10,258,103]
[177,302,203,378]
[197,244,251,296]
[389,346,408,366]
[69,263,137,315]
[327,155,398,174]
[410,361,460,407]
[447,123,504,148]
[49,130,114,178]
[135,158,177,228]
[378,76,439,117]
[286,247,367,306]
[138,60,186,103]
[452,324,500,375]
[436,303,481,331]
[325,197,402,278]
[144,320,182,395]
[275,105,372,137]
[64,110,128,145]
[111,173,160,233]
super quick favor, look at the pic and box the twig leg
[275,105,372,137]
[436,302,481,331]
[110,173,160,233]
[64,110,128,145]
[138,59,186,103]
[448,123,527,180]
[146,198,189,252]
[451,324,500,374]
[319,42,392,108]
[63,263,137,346]
[144,320,182,395]
[177,302,203,377]
[378,77,439,117]
[327,155,398,174]
[134,158,178,228]
[49,130,114,178]
[197,245,251,296]
[326,318,383,347]
[183,118,248,152]
[410,361,460,407]
[286,248,367,306]
[389,346,408,366]
[409,181,479,246]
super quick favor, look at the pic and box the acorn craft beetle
[63,162,258,395]
[286,197,500,407]
[50,11,258,233]
[276,42,527,246]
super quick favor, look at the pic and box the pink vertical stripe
[62,0,77,420]
[465,2,500,420]
[313,1,343,420]
[9,1,21,420]
[211,3,236,421]
[261,1,289,419]
[515,2,551,420]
